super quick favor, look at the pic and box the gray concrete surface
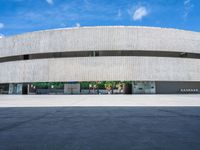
[0,95,200,107]
[1,26,200,58]
[1,26,200,84]
[0,107,200,150]
[1,56,200,83]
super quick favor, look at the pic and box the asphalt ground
[0,107,200,150]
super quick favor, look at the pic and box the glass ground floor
[0,81,199,95]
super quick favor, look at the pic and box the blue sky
[0,0,199,37]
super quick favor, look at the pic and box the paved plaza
[0,94,200,107]
[0,95,200,150]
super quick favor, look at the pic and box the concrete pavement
[1,95,200,149]
[0,94,200,107]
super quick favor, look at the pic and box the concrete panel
[0,59,49,83]
[0,26,200,58]
[64,84,80,94]
[22,59,49,82]
[0,57,199,83]
[0,61,24,83]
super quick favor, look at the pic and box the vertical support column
[27,84,30,95]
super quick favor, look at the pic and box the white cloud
[183,0,194,20]
[75,23,81,27]
[117,9,122,18]
[84,0,90,5]
[60,23,67,27]
[0,34,4,38]
[46,0,53,5]
[0,23,4,29]
[184,0,191,5]
[133,6,148,21]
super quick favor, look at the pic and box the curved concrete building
[0,26,200,94]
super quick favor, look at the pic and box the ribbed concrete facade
[0,26,200,84]
[1,26,200,57]
[0,57,200,83]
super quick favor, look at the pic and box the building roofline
[1,26,200,39]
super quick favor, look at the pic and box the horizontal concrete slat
[0,26,200,58]
[0,56,199,83]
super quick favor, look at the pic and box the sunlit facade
[0,26,200,94]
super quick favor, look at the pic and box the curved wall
[0,57,199,83]
[0,26,200,84]
[0,26,200,58]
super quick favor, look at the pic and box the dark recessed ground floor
[0,81,199,95]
